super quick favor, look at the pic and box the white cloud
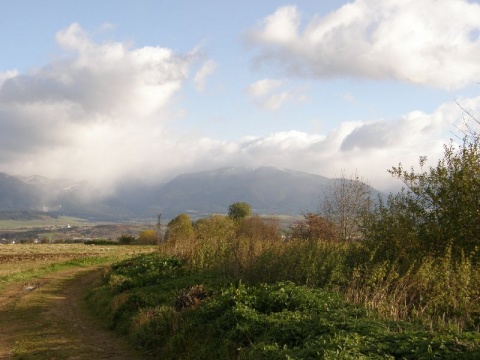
[335,91,356,103]
[246,78,302,111]
[0,70,18,87]
[256,5,300,44]
[1,23,478,194]
[146,98,475,191]
[261,92,290,111]
[189,94,468,190]
[194,59,217,92]
[246,78,283,97]
[247,1,480,89]
[171,97,477,192]
[0,23,194,189]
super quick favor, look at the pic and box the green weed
[88,253,480,359]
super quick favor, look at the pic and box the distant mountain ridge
[0,167,383,220]
[143,166,333,217]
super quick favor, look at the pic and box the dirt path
[0,267,146,359]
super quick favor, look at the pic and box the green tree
[363,127,480,262]
[165,213,194,243]
[194,215,236,243]
[118,234,136,245]
[389,138,480,259]
[228,202,252,221]
[361,193,423,264]
[138,229,157,245]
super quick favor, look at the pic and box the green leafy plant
[89,255,480,359]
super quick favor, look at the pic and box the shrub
[165,214,194,250]
[84,239,118,245]
[118,234,136,245]
[290,213,338,241]
[236,215,281,242]
[138,229,158,245]
[371,138,480,262]
[189,215,236,270]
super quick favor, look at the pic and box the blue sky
[1,0,480,192]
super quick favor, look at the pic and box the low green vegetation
[89,253,480,359]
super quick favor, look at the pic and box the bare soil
[0,267,146,359]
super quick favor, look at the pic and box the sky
[1,0,480,193]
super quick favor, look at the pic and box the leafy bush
[177,215,236,271]
[363,137,480,263]
[290,213,338,241]
[165,213,194,246]
[138,229,159,245]
[118,234,136,245]
[88,253,226,336]
[106,253,184,293]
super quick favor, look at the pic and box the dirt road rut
[0,267,145,359]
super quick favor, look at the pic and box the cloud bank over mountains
[247,1,480,89]
[1,1,479,193]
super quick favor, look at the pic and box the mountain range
[0,166,382,221]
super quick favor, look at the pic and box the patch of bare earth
[0,267,146,359]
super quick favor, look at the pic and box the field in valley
[0,215,89,230]
[0,243,156,287]
[0,215,156,244]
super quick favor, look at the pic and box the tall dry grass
[158,215,480,332]
[346,248,480,331]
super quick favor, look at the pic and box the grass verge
[88,253,480,359]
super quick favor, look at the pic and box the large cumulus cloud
[0,23,194,188]
[246,0,480,89]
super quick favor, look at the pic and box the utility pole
[156,213,163,244]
